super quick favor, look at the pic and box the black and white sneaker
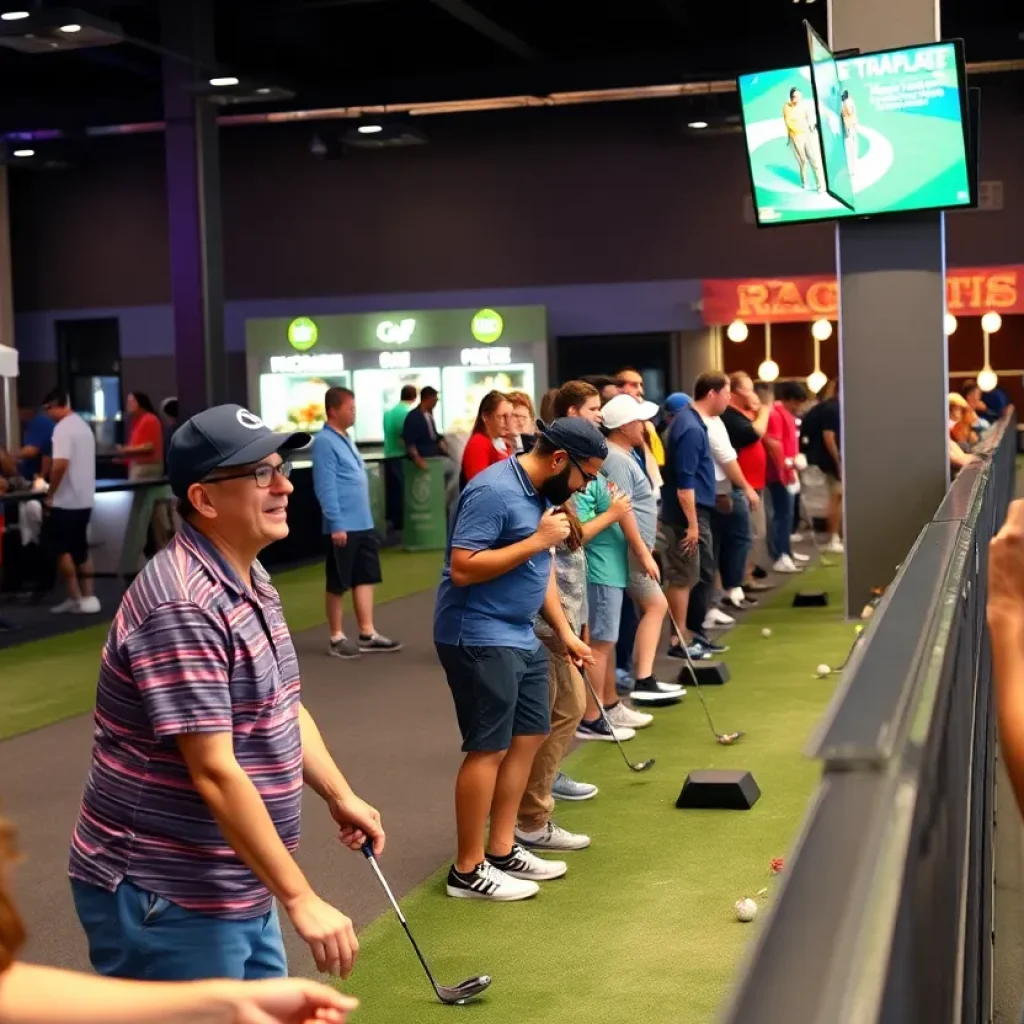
[487,843,567,881]
[693,634,730,655]
[631,675,683,695]
[359,632,402,653]
[446,860,539,901]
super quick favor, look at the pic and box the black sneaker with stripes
[445,860,539,901]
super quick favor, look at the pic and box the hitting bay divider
[338,561,857,1024]
[0,549,444,741]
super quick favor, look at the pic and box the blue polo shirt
[434,457,549,650]
[661,404,715,524]
[19,411,55,478]
[311,425,374,533]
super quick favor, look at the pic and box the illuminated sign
[461,347,511,367]
[702,266,1024,324]
[287,317,318,351]
[379,351,411,369]
[471,308,504,344]
[270,353,346,374]
[375,318,416,344]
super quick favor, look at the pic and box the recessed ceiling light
[256,87,271,95]
[357,124,384,134]
[209,76,239,87]
[12,149,34,157]
[0,11,30,21]
[688,120,709,129]
[59,23,82,33]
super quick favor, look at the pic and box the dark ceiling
[0,0,1020,133]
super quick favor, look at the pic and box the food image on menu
[440,365,535,435]
[258,373,352,433]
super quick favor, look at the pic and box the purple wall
[9,89,1024,328]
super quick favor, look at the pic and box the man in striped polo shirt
[69,404,386,981]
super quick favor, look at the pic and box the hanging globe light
[944,313,957,336]
[811,319,833,342]
[758,360,780,383]
[977,367,998,392]
[807,369,828,394]
[726,319,749,343]
[981,311,1003,334]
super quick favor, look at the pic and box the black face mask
[540,461,575,506]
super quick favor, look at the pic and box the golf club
[578,667,655,772]
[361,842,491,1005]
[665,608,744,746]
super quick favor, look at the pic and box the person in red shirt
[117,392,165,481]
[764,381,807,574]
[460,391,513,487]
[720,372,773,600]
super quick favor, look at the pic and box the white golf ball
[735,897,758,922]
[761,627,772,638]
[854,624,864,635]
[816,664,831,677]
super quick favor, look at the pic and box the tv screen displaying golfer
[806,21,854,210]
[738,40,972,226]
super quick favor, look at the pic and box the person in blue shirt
[16,407,55,481]
[435,418,606,903]
[661,372,731,659]
[312,387,401,659]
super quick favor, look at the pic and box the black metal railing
[720,412,1017,1024]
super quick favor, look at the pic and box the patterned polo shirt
[68,520,303,920]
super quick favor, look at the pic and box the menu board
[440,364,536,436]
[351,366,443,444]
[258,372,351,434]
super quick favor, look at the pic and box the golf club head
[630,758,656,772]
[717,731,745,746]
[436,975,492,1005]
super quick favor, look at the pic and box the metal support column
[162,0,225,418]
[829,0,948,616]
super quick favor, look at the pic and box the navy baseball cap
[535,417,608,461]
[664,392,692,414]
[168,404,311,498]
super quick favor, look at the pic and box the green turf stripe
[0,550,443,741]
[335,562,854,1024]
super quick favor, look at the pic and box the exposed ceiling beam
[425,0,539,62]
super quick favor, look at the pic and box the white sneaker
[728,586,746,607]
[773,556,802,574]
[605,701,654,730]
[792,552,810,563]
[515,821,591,852]
[446,861,539,901]
[703,608,735,629]
[74,596,101,614]
[487,843,567,881]
[51,599,79,614]
[790,532,804,543]
[825,536,845,553]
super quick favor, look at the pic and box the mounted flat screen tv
[738,38,973,226]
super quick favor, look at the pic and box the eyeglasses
[203,460,293,489]
[566,453,598,484]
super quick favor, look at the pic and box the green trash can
[366,461,386,539]
[403,458,448,551]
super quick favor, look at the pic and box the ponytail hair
[558,501,585,553]
[0,813,25,974]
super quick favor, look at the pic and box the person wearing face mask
[68,405,385,983]
[434,418,606,902]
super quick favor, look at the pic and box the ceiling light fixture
[59,23,81,32]
[209,76,239,87]
[0,11,29,21]
[357,124,384,134]
[687,120,709,129]
[12,148,34,157]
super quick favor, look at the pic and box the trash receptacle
[403,458,448,551]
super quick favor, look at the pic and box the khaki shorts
[660,522,699,589]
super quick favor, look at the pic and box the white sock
[330,632,345,643]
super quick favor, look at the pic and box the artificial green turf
[338,562,854,1024]
[0,550,443,741]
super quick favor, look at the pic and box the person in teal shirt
[382,385,417,530]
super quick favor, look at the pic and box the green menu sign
[246,306,546,355]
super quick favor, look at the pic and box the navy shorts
[435,642,551,753]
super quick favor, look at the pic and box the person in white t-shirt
[42,389,100,615]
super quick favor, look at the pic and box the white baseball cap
[601,393,660,430]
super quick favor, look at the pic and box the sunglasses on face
[202,460,293,489]
[566,453,598,484]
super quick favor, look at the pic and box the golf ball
[816,664,831,678]
[735,898,758,922]
[761,627,772,638]
[855,624,864,635]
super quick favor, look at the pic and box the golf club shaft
[664,607,725,739]
[364,850,440,995]
[578,666,640,771]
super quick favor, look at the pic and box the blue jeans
[712,489,752,590]
[71,879,288,980]
[766,482,793,560]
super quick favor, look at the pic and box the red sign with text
[701,266,1024,324]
